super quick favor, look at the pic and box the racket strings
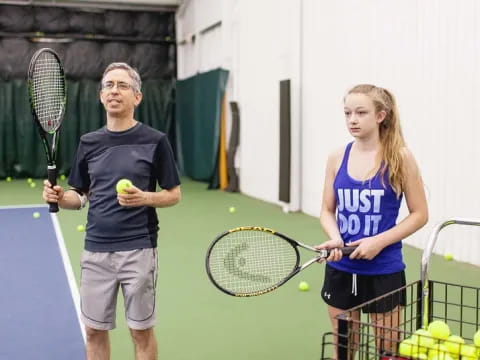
[208,230,298,295]
[31,54,65,133]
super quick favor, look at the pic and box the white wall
[176,0,480,265]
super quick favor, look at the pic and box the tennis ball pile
[298,281,309,291]
[116,178,133,194]
[397,321,480,359]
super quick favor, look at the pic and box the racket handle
[324,246,358,257]
[339,246,357,255]
[48,166,59,213]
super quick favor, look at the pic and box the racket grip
[339,246,357,255]
[47,166,59,213]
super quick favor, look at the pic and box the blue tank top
[328,142,405,275]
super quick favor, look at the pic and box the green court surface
[1,177,479,360]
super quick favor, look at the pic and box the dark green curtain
[0,79,174,178]
[175,68,229,188]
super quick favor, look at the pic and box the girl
[316,84,428,359]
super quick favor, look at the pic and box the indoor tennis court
[1,1,480,360]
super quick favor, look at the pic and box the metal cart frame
[320,218,480,360]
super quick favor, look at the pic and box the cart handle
[420,217,480,328]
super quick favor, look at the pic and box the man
[43,63,181,360]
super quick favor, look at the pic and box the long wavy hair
[346,84,406,197]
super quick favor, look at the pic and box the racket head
[27,48,66,135]
[205,226,300,297]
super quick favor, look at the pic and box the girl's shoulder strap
[338,141,354,172]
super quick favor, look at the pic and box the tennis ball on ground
[116,178,133,194]
[444,335,465,357]
[76,224,85,232]
[33,212,40,219]
[298,281,309,291]
[428,321,451,341]
[6,176,11,182]
[30,182,36,188]
[228,206,236,213]
[444,253,454,261]
[27,178,33,183]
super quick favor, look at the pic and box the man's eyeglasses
[101,81,134,91]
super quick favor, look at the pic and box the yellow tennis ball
[116,178,133,194]
[60,174,66,181]
[32,212,40,219]
[298,281,309,291]
[27,178,33,183]
[460,344,477,359]
[30,182,36,188]
[428,353,454,360]
[228,206,236,213]
[414,329,436,351]
[428,343,449,360]
[6,176,12,182]
[444,335,465,357]
[474,330,480,347]
[399,338,420,357]
[444,253,453,261]
[76,224,85,232]
[428,321,451,341]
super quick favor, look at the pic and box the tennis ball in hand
[298,281,309,291]
[116,179,133,194]
[228,206,236,213]
[33,212,40,219]
[444,253,453,261]
[76,224,85,232]
[428,320,450,341]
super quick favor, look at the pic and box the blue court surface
[0,206,85,360]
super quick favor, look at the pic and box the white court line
[50,212,86,342]
[0,204,47,209]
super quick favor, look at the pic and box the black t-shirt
[69,122,180,252]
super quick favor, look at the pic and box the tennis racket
[27,48,67,213]
[205,226,356,297]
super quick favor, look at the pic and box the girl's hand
[347,237,383,260]
[314,238,344,262]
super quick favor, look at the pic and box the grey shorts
[80,248,158,331]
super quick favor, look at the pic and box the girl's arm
[316,148,345,261]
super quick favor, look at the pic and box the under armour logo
[324,291,331,299]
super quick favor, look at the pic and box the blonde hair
[346,84,406,196]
